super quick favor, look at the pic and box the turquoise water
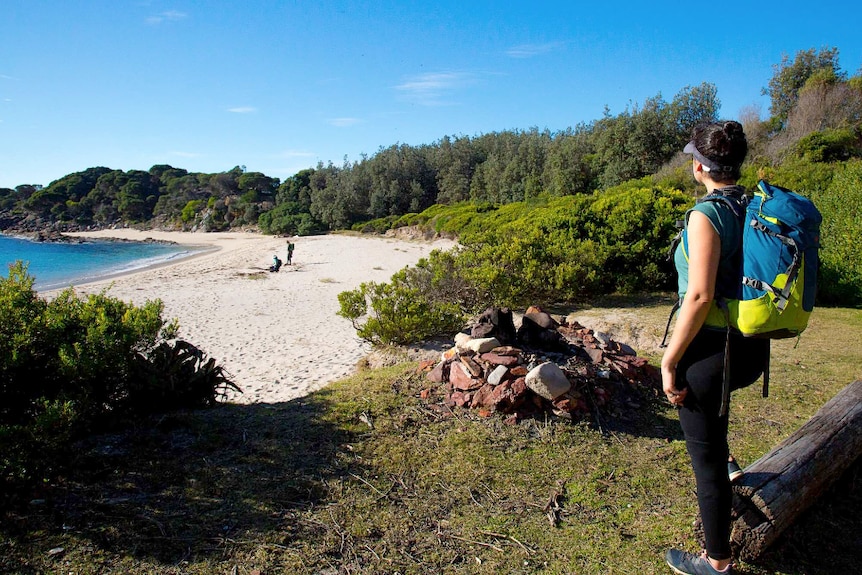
[0,235,204,291]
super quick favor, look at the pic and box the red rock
[449,391,470,407]
[477,408,493,418]
[450,362,481,391]
[471,383,496,409]
[510,365,528,377]
[417,359,436,372]
[420,388,432,400]
[585,347,604,364]
[553,397,574,412]
[490,377,530,413]
[426,361,449,383]
[460,355,483,377]
[479,352,520,367]
[490,345,523,356]
[511,377,527,395]
[503,414,519,425]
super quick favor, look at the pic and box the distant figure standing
[287,241,295,265]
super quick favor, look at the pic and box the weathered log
[729,379,862,561]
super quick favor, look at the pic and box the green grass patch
[2,302,860,574]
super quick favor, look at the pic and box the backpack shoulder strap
[699,188,747,221]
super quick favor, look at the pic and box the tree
[669,83,720,142]
[764,47,844,127]
[276,169,315,209]
[238,171,279,198]
[543,126,597,196]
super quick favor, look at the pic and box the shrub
[796,127,862,162]
[811,160,862,305]
[0,264,239,503]
[337,264,465,345]
[455,186,690,306]
[259,202,326,236]
[181,199,203,222]
[351,215,399,234]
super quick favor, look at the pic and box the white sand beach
[49,230,456,404]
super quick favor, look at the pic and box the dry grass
[1,298,860,575]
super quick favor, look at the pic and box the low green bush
[812,160,862,305]
[259,202,326,235]
[0,263,239,503]
[450,186,690,306]
[337,263,465,346]
[796,127,862,163]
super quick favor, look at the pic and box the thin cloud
[146,10,188,25]
[227,106,257,114]
[394,72,475,106]
[327,117,362,127]
[1,74,18,81]
[506,41,565,58]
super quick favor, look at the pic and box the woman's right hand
[662,364,688,407]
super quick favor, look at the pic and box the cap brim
[683,141,696,154]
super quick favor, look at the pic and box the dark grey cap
[684,141,733,173]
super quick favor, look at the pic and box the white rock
[487,364,509,386]
[525,361,571,401]
[464,337,500,354]
[453,332,473,351]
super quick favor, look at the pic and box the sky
[2,1,861,189]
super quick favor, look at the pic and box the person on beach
[287,241,295,265]
[269,255,282,272]
[661,121,768,575]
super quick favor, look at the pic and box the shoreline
[45,230,457,404]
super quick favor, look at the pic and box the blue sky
[2,1,861,189]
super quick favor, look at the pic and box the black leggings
[676,329,768,560]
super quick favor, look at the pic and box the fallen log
[728,379,862,561]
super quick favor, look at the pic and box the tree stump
[728,379,862,560]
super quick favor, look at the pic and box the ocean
[0,234,205,292]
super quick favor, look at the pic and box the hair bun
[723,121,744,139]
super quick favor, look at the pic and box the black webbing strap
[718,299,732,418]
[660,298,681,348]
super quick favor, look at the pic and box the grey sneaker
[727,458,743,483]
[665,549,733,575]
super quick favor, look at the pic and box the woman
[662,121,768,575]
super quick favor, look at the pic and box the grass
[1,299,860,574]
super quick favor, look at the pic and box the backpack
[662,180,822,413]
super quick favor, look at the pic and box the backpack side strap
[660,298,681,348]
